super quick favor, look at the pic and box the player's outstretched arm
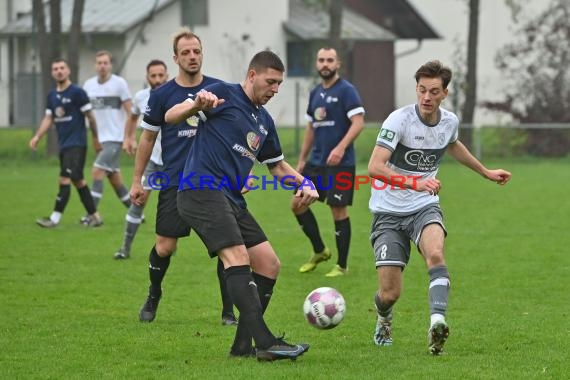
[268,160,319,206]
[447,140,511,185]
[165,91,225,124]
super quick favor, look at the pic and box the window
[287,41,316,77]
[180,0,209,27]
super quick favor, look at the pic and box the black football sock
[217,258,234,316]
[295,209,325,253]
[77,185,97,215]
[148,246,171,297]
[231,272,276,353]
[225,266,275,350]
[334,217,351,268]
[54,184,71,213]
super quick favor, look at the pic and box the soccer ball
[303,287,346,329]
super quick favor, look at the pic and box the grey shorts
[141,161,164,191]
[93,141,122,173]
[370,204,447,268]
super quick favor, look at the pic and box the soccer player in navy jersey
[164,51,318,361]
[293,47,365,277]
[113,59,168,260]
[129,28,236,325]
[30,59,103,228]
[368,60,511,354]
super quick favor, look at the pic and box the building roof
[284,0,397,41]
[344,0,440,39]
[0,0,176,36]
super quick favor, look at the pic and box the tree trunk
[460,0,479,150]
[328,0,343,51]
[44,0,62,156]
[68,0,85,84]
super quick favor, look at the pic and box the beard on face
[318,69,336,80]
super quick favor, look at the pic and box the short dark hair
[146,59,167,72]
[172,27,202,55]
[51,58,69,67]
[414,60,453,89]
[247,50,285,73]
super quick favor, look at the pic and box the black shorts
[155,186,191,238]
[59,146,87,181]
[300,163,355,206]
[177,189,267,257]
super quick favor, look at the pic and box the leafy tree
[483,0,570,156]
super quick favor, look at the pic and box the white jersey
[132,88,162,166]
[369,104,459,215]
[83,74,131,143]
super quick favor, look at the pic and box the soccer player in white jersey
[114,60,168,260]
[82,50,132,222]
[368,60,511,354]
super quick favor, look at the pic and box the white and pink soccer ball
[303,287,346,329]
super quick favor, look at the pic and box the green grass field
[1,128,568,379]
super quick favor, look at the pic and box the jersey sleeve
[375,110,403,152]
[257,116,284,164]
[449,113,459,144]
[77,87,93,113]
[344,84,365,118]
[118,77,132,102]
[131,90,144,116]
[141,90,163,132]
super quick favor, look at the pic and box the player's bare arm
[368,145,441,195]
[268,160,319,206]
[29,114,54,150]
[326,113,365,166]
[85,110,101,153]
[164,91,225,124]
[130,129,158,206]
[447,140,512,185]
[297,122,315,172]
[123,113,139,156]
[121,99,135,154]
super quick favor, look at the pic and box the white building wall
[397,0,547,125]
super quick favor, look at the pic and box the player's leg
[104,141,130,208]
[37,149,74,227]
[292,165,330,273]
[67,146,102,227]
[89,142,111,210]
[413,205,450,354]
[370,213,410,346]
[218,258,238,325]
[178,190,307,361]
[229,243,280,356]
[139,186,187,322]
[114,162,159,259]
[114,193,148,259]
[108,171,131,208]
[324,166,355,277]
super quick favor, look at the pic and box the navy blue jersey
[46,84,92,149]
[141,76,221,187]
[306,78,364,166]
[180,82,284,209]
